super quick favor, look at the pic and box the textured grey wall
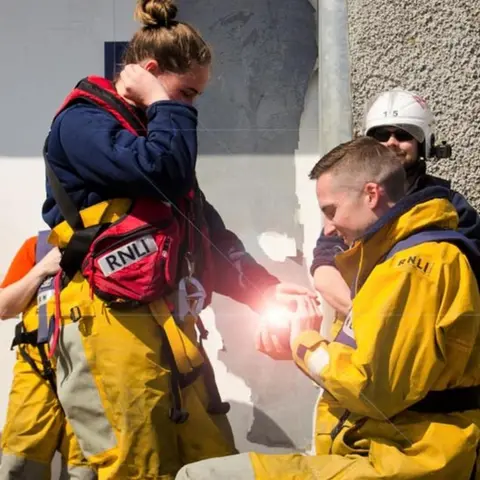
[178,0,319,453]
[347,0,480,208]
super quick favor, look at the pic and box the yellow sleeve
[291,315,346,381]
[292,330,330,382]
[293,244,479,419]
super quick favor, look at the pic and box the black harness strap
[59,225,106,281]
[44,142,84,231]
[409,385,480,414]
[197,341,230,415]
[74,79,147,135]
[11,323,37,349]
[11,322,57,394]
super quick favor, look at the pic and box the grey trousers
[175,453,255,480]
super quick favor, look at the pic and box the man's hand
[255,295,322,361]
[289,296,322,350]
[255,313,293,361]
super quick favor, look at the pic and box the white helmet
[363,88,435,158]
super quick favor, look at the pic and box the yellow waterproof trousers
[0,318,95,479]
[53,273,235,480]
[175,407,480,480]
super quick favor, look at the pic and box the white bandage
[306,347,330,385]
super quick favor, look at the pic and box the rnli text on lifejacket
[98,235,158,277]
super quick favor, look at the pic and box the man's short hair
[309,136,406,202]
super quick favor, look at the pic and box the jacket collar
[361,186,451,242]
[405,160,427,194]
[405,160,451,194]
[335,186,458,294]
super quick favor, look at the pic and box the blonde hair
[309,136,407,202]
[122,0,212,73]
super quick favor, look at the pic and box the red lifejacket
[56,75,147,136]
[46,76,214,307]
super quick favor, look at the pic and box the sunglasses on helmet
[369,127,414,143]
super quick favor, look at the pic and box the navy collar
[405,160,427,193]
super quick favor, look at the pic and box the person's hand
[289,296,323,351]
[120,64,170,107]
[38,248,62,277]
[264,282,317,309]
[255,306,293,360]
[255,295,322,360]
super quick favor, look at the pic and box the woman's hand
[120,64,170,106]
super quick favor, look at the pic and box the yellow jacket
[294,196,480,415]
[287,193,480,477]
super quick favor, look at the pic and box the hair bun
[135,0,178,28]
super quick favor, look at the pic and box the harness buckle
[70,306,82,322]
[177,276,206,324]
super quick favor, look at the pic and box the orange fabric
[1,237,37,288]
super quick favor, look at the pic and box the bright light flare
[262,305,292,329]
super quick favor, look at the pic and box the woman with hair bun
[24,0,315,478]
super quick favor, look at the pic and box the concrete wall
[180,0,320,453]
[0,0,321,472]
[347,0,480,209]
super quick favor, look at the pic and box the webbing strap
[11,323,57,394]
[35,230,53,261]
[197,340,230,415]
[409,385,480,414]
[44,139,84,231]
[75,78,146,135]
[386,229,479,261]
[59,225,105,280]
[11,323,37,349]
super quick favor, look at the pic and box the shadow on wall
[246,404,295,449]
[225,401,296,450]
